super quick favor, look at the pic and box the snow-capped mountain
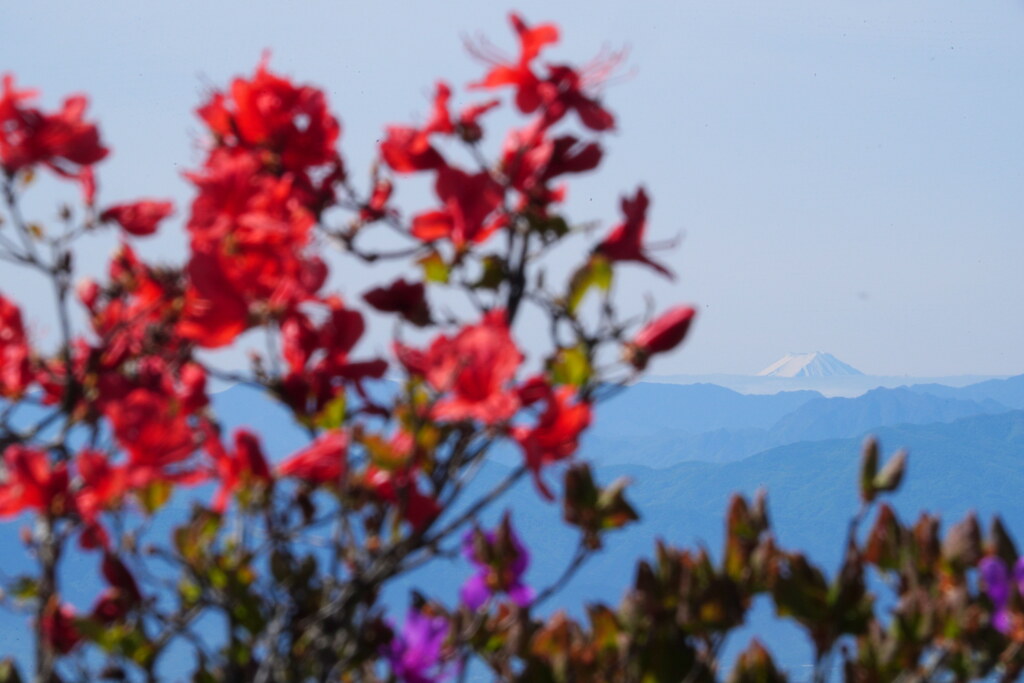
[756,352,863,378]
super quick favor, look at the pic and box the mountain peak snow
[756,352,863,378]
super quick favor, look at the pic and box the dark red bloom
[101,200,174,237]
[596,187,672,278]
[363,279,430,326]
[0,295,32,398]
[278,430,347,484]
[537,64,615,132]
[41,601,82,654]
[101,553,142,606]
[365,466,440,532]
[422,310,522,424]
[628,306,696,370]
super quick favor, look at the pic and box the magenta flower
[979,556,1024,634]
[387,608,450,683]
[460,518,534,610]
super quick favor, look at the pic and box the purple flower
[387,608,450,683]
[979,556,1024,634]
[460,519,534,611]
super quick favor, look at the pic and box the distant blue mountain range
[3,372,1024,676]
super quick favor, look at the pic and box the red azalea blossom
[471,13,559,114]
[0,446,72,518]
[100,200,174,237]
[196,58,341,176]
[0,295,32,398]
[629,306,696,370]
[204,426,272,512]
[359,178,393,222]
[74,449,130,524]
[423,310,523,424]
[104,388,197,468]
[596,187,672,278]
[502,122,602,204]
[380,125,446,174]
[411,166,504,247]
[536,64,616,132]
[278,430,347,484]
[363,278,430,326]
[0,74,108,180]
[379,81,455,174]
[41,601,82,655]
[365,466,440,532]
[512,384,592,499]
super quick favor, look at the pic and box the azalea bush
[1,12,1023,683]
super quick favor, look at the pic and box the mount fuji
[756,352,863,378]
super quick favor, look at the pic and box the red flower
[41,601,82,654]
[365,466,440,532]
[379,81,454,174]
[380,126,446,174]
[277,300,387,420]
[204,426,272,512]
[628,306,696,370]
[0,446,72,518]
[0,74,108,178]
[596,187,672,278]
[0,295,32,398]
[74,449,129,523]
[363,278,430,326]
[512,384,592,499]
[359,178,393,222]
[423,310,523,424]
[196,58,341,175]
[411,166,504,247]
[104,388,197,468]
[101,553,142,606]
[502,122,602,203]
[179,252,250,348]
[537,64,615,132]
[100,200,174,237]
[471,13,559,114]
[278,430,347,484]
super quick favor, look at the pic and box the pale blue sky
[4,0,1024,376]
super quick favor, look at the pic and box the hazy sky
[5,1,1024,377]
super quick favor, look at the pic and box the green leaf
[315,394,346,430]
[418,252,449,283]
[549,345,591,387]
[8,576,39,601]
[566,255,612,314]
[138,479,173,515]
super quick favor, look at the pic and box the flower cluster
[0,13,702,681]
